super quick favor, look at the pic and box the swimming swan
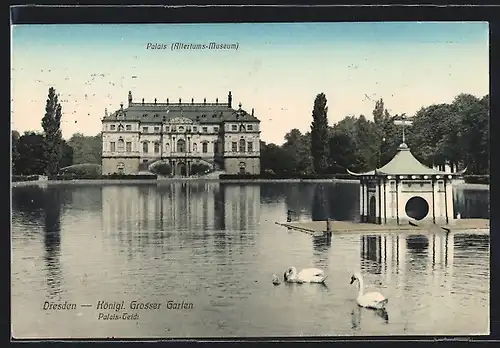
[350,272,388,309]
[284,267,327,283]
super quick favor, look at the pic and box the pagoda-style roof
[347,143,467,177]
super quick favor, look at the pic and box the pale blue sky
[11,22,489,144]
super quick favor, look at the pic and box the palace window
[110,125,116,131]
[117,139,124,152]
[142,127,149,133]
[193,126,198,132]
[165,126,170,132]
[202,142,208,153]
[232,142,237,152]
[239,139,246,152]
[214,127,219,133]
[154,142,160,153]
[126,142,132,152]
[126,125,132,131]
[154,126,160,133]
[231,125,237,131]
[247,142,253,152]
[110,142,116,152]
[143,142,149,153]
[118,124,124,132]
[177,139,186,152]
[193,143,198,152]
[247,125,253,131]
[179,126,185,132]
[202,127,208,133]
[165,143,170,152]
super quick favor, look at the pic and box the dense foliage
[261,93,489,176]
[190,162,211,175]
[12,89,489,179]
[150,162,172,176]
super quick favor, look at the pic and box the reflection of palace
[101,91,261,175]
[101,184,261,233]
[360,233,455,278]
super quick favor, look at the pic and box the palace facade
[101,91,261,176]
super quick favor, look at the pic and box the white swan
[284,267,327,283]
[350,272,388,309]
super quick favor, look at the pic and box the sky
[11,22,489,145]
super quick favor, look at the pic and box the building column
[445,177,454,221]
[359,181,364,220]
[396,178,403,223]
[382,179,388,224]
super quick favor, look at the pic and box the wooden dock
[275,219,490,236]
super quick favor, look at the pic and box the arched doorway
[239,161,246,174]
[178,162,187,176]
[117,162,125,175]
[369,196,376,221]
[177,139,186,153]
[405,196,429,220]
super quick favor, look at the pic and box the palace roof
[102,92,260,124]
[347,143,467,176]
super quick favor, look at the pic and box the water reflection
[101,183,261,259]
[360,232,457,277]
[43,188,63,299]
[453,188,489,219]
[351,305,389,330]
[12,186,67,299]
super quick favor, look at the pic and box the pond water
[11,182,490,338]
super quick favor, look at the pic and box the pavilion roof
[346,143,467,177]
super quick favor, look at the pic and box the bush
[191,162,211,175]
[464,175,489,185]
[12,175,40,182]
[59,163,102,176]
[48,173,157,180]
[219,173,353,180]
[150,162,172,176]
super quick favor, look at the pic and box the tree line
[260,92,489,176]
[12,87,103,176]
[12,87,489,178]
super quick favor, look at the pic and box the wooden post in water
[326,218,332,235]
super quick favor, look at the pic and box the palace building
[101,91,261,176]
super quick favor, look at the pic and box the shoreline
[11,178,489,188]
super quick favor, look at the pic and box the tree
[282,129,313,174]
[190,162,210,175]
[67,133,102,165]
[150,161,172,176]
[12,130,20,174]
[310,93,330,174]
[61,140,74,168]
[41,87,63,175]
[15,132,46,175]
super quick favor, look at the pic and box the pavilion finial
[393,114,413,144]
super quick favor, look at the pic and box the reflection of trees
[311,184,329,221]
[454,189,489,219]
[12,186,67,298]
[311,183,360,222]
[43,188,63,299]
[406,235,429,254]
